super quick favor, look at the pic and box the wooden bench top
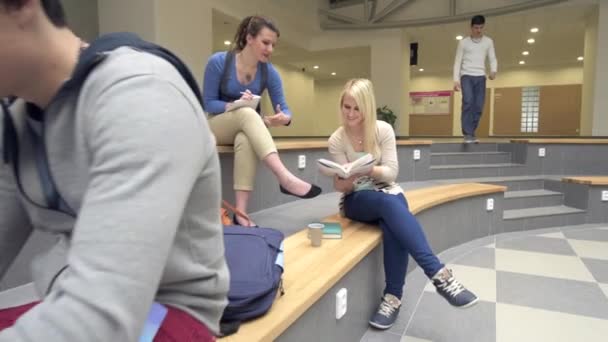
[510,138,608,144]
[220,183,506,341]
[217,139,433,153]
[562,176,608,186]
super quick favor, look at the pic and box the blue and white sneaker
[432,268,478,308]
[369,293,401,329]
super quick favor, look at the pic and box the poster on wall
[410,91,452,115]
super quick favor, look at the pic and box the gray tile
[452,247,496,269]
[494,227,562,242]
[496,271,608,319]
[387,268,429,336]
[581,258,608,284]
[564,228,608,242]
[405,294,495,342]
[436,236,496,263]
[496,236,576,256]
[360,330,402,342]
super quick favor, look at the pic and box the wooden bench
[221,183,506,341]
[511,138,608,144]
[217,139,433,153]
[562,176,608,186]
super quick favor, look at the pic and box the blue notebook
[139,302,168,342]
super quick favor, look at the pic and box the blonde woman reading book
[202,16,321,226]
[328,79,478,330]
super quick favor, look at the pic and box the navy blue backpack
[220,225,285,335]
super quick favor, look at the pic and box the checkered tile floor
[361,224,608,342]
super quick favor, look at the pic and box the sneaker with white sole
[432,268,478,308]
[463,135,475,144]
[369,293,401,329]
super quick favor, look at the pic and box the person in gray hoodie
[0,0,229,341]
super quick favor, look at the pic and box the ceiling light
[419,68,424,72]
[456,35,463,40]
[223,40,231,46]
[313,65,319,69]
[527,38,535,44]
[522,51,529,56]
[530,27,539,33]
[578,56,584,61]
[331,72,336,76]
[519,60,525,65]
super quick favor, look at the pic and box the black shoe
[279,184,322,199]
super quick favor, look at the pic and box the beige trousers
[208,107,277,191]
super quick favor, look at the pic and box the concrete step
[502,205,587,232]
[503,189,564,210]
[430,163,525,179]
[431,151,512,166]
[430,143,500,153]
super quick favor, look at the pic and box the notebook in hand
[317,153,375,179]
[225,95,261,112]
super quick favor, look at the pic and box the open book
[317,153,375,179]
[225,95,261,112]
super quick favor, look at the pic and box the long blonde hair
[339,78,381,159]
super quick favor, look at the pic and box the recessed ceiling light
[578,56,584,61]
[519,60,526,65]
[313,65,319,69]
[456,35,463,40]
[530,27,539,33]
[419,68,424,72]
[331,72,336,76]
[223,40,231,46]
[527,38,535,44]
[522,51,530,56]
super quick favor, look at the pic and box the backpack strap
[220,51,235,103]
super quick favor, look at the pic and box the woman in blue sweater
[202,16,321,226]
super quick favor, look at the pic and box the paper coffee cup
[308,223,324,247]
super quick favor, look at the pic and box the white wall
[63,0,98,41]
[260,64,317,137]
[97,0,156,42]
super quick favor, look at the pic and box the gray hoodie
[0,47,229,341]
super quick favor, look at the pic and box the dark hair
[1,0,67,27]
[471,15,485,26]
[232,15,280,51]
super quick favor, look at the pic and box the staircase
[429,143,524,179]
[429,143,587,231]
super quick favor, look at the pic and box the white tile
[539,232,566,239]
[424,264,496,302]
[495,248,595,282]
[568,240,608,260]
[497,303,608,342]
[485,243,496,248]
[600,284,608,300]
[401,336,433,342]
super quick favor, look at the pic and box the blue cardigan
[202,51,292,117]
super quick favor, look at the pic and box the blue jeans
[461,75,486,136]
[344,190,444,299]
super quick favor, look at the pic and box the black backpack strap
[259,62,268,94]
[220,51,235,103]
